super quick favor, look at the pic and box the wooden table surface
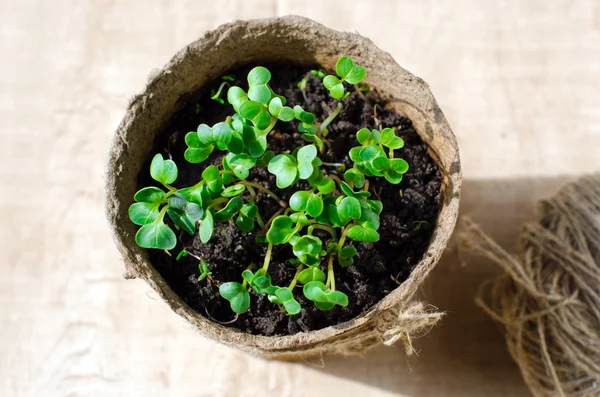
[2,1,599,396]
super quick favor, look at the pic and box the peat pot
[105,16,461,360]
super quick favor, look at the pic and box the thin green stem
[319,102,343,134]
[353,84,370,104]
[326,255,335,291]
[240,181,287,207]
[329,174,343,186]
[322,162,344,168]
[265,208,284,229]
[337,224,351,252]
[307,224,338,240]
[389,148,394,158]
[255,211,266,230]
[206,197,227,210]
[162,183,177,193]
[244,183,257,200]
[157,205,169,222]
[261,243,274,273]
[211,81,229,102]
[288,264,304,289]
[363,179,369,192]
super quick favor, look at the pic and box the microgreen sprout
[323,56,366,99]
[129,56,410,316]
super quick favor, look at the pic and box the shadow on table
[301,176,572,397]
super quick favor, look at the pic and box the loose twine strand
[460,174,600,397]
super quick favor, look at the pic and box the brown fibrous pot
[105,16,461,359]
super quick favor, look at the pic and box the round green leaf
[327,290,349,307]
[150,154,177,185]
[239,100,263,120]
[240,100,272,130]
[236,214,254,232]
[227,86,248,112]
[134,187,166,203]
[135,220,176,249]
[202,165,222,196]
[213,197,243,222]
[197,124,213,145]
[314,177,335,194]
[129,202,161,226]
[222,184,246,197]
[298,267,326,284]
[372,156,391,171]
[185,146,213,164]
[390,158,409,173]
[240,203,258,218]
[367,200,383,215]
[226,153,256,180]
[297,145,317,164]
[346,225,380,243]
[219,282,250,314]
[185,131,201,148]
[167,200,203,235]
[338,255,354,267]
[359,205,380,231]
[242,126,267,158]
[384,169,404,184]
[274,287,301,315]
[248,85,272,105]
[306,193,324,217]
[178,184,204,206]
[323,75,341,90]
[289,190,310,211]
[380,128,405,149]
[278,107,295,122]
[335,56,353,79]
[359,145,385,162]
[340,181,357,197]
[227,130,244,154]
[247,66,271,85]
[343,168,365,189]
[199,211,214,243]
[339,246,357,258]
[211,122,232,150]
[345,65,366,84]
[266,216,295,245]
[338,196,362,223]
[303,281,328,302]
[293,235,322,258]
[357,128,381,145]
[268,97,283,116]
[267,154,298,188]
[290,212,310,225]
[297,145,317,179]
[349,146,363,163]
[293,105,315,124]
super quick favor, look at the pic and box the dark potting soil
[139,64,443,336]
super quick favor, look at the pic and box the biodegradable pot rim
[105,15,462,358]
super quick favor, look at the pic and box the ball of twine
[460,174,600,397]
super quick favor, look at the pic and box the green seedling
[129,57,410,316]
[323,56,366,99]
[349,127,409,184]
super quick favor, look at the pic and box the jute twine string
[319,301,444,357]
[380,302,444,355]
[460,174,600,397]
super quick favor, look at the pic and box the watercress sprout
[323,56,366,99]
[129,56,411,317]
